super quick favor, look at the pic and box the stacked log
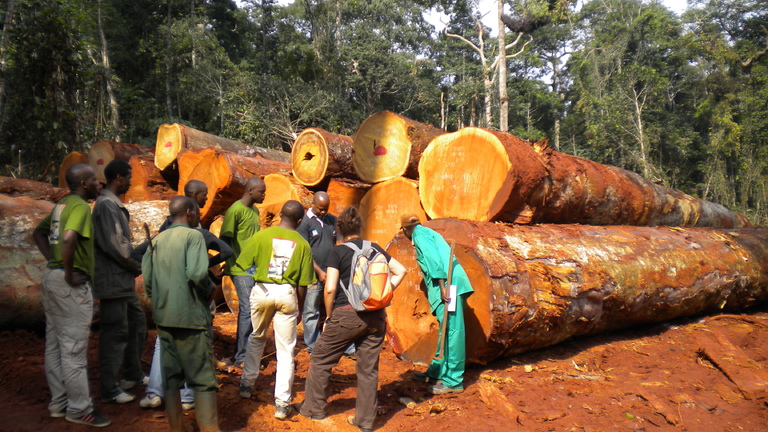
[291,128,356,186]
[0,176,68,202]
[358,177,426,247]
[155,123,290,171]
[125,155,177,202]
[58,151,88,188]
[352,111,444,183]
[181,149,291,226]
[88,140,153,184]
[326,178,370,217]
[418,127,750,228]
[385,219,768,365]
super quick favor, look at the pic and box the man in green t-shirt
[237,200,315,421]
[220,177,266,367]
[33,163,111,428]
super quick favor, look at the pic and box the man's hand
[65,271,88,287]
[317,269,327,283]
[438,279,450,303]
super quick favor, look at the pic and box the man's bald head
[66,163,94,189]
[243,177,266,205]
[311,191,330,219]
[279,200,305,226]
[313,191,330,206]
[169,196,197,218]
[184,180,209,208]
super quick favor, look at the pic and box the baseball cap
[400,214,421,228]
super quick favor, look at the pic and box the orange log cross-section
[291,128,356,186]
[359,177,427,247]
[386,219,768,365]
[352,111,444,184]
[418,127,751,227]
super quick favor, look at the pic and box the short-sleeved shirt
[326,239,391,309]
[36,194,95,280]
[235,226,316,286]
[296,209,337,270]
[220,200,260,276]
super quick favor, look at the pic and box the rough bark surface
[58,151,88,188]
[184,149,290,226]
[291,128,356,186]
[125,155,178,202]
[353,111,444,183]
[87,140,153,183]
[326,178,370,217]
[419,128,751,227]
[359,177,427,247]
[385,219,768,365]
[0,176,68,202]
[155,123,290,171]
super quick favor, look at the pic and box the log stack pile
[2,113,766,372]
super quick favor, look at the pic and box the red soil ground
[2,308,767,432]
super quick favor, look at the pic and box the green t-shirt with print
[235,226,316,286]
[220,200,260,276]
[36,194,95,280]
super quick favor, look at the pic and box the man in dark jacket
[142,197,220,432]
[92,159,145,404]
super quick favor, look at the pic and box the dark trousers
[301,306,385,429]
[158,326,218,392]
[98,294,147,398]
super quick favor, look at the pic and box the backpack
[339,240,392,311]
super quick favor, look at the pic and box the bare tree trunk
[97,0,121,141]
[166,0,173,118]
[190,0,196,70]
[497,0,508,132]
[0,0,17,132]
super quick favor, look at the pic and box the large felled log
[352,111,444,183]
[0,195,54,329]
[291,128,356,186]
[385,219,768,365]
[124,155,178,202]
[359,177,427,247]
[0,176,68,202]
[155,123,290,171]
[326,178,370,217]
[88,140,153,184]
[418,127,751,228]
[183,149,290,225]
[58,151,88,188]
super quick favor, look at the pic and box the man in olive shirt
[33,163,111,428]
[237,200,315,420]
[142,197,219,432]
[220,177,266,367]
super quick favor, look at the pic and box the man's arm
[94,201,141,274]
[187,232,214,300]
[199,229,234,268]
[33,227,51,261]
[61,230,87,286]
[141,244,154,299]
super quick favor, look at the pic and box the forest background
[0,0,766,224]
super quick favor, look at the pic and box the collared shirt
[297,209,337,270]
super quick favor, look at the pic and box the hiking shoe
[428,383,464,395]
[182,402,195,410]
[239,385,252,399]
[295,403,326,420]
[65,411,111,428]
[50,408,67,419]
[139,394,162,409]
[274,404,293,420]
[412,371,439,384]
[120,376,149,390]
[347,415,373,432]
[104,391,135,404]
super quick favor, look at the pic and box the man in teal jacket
[142,197,219,432]
[400,214,473,394]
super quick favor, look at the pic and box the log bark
[124,155,178,202]
[352,111,444,183]
[154,123,290,171]
[58,151,88,188]
[183,149,290,226]
[326,178,370,217]
[0,176,68,202]
[418,127,751,228]
[385,219,768,365]
[359,177,427,247]
[291,128,356,186]
[88,140,153,184]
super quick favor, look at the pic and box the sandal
[346,415,373,432]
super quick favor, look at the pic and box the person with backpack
[399,214,473,395]
[299,206,406,432]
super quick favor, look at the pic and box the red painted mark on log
[165,141,173,148]
[373,145,387,156]
[97,159,104,165]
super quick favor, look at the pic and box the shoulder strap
[342,241,363,253]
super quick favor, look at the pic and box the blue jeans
[233,275,254,365]
[302,283,323,351]
[146,337,194,403]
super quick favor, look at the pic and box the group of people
[34,161,473,431]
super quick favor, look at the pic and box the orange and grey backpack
[339,240,392,311]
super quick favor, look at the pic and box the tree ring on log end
[155,123,183,171]
[291,128,329,187]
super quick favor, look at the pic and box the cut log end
[291,129,329,187]
[359,177,427,247]
[155,123,183,171]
